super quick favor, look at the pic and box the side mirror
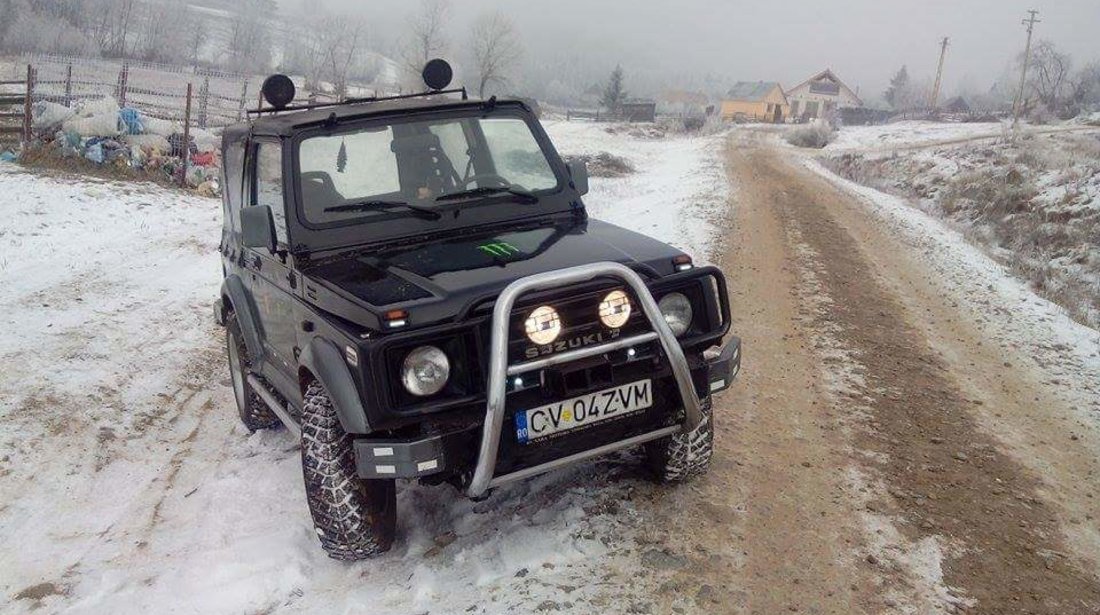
[241,205,277,252]
[567,160,589,196]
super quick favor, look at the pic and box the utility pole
[929,37,950,110]
[1013,9,1041,127]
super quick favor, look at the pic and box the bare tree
[135,0,191,63]
[185,16,209,68]
[319,15,368,99]
[89,0,137,58]
[285,8,369,98]
[467,11,522,97]
[1023,40,1073,113]
[1069,61,1100,111]
[227,0,275,74]
[401,0,450,87]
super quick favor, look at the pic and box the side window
[223,141,245,233]
[255,142,287,245]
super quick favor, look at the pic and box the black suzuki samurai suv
[214,63,741,560]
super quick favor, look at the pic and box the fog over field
[288,0,1100,97]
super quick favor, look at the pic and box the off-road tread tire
[301,381,396,560]
[226,313,280,432]
[644,396,714,483]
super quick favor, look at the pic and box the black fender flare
[298,337,371,434]
[220,275,264,362]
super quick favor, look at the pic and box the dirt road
[687,131,1100,614]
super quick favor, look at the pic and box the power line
[929,37,949,110]
[1012,9,1041,127]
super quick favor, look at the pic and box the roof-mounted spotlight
[422,59,454,91]
[261,74,296,110]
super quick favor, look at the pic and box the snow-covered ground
[825,119,1087,153]
[544,120,729,262]
[823,125,1100,329]
[0,122,728,614]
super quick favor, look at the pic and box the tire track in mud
[730,141,1100,613]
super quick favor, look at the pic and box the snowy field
[0,122,729,614]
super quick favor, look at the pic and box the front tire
[301,381,396,560]
[226,312,280,432]
[644,396,714,482]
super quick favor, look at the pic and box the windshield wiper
[324,199,441,221]
[436,186,539,205]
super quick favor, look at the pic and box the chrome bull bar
[466,261,704,497]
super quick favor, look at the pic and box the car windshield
[297,114,561,225]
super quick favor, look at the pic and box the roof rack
[246,87,469,117]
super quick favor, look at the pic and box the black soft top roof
[222,95,531,142]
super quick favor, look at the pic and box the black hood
[304,217,686,328]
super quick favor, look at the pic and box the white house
[785,69,863,121]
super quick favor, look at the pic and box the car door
[242,138,298,381]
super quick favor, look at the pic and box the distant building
[940,96,971,114]
[721,82,789,123]
[621,100,657,122]
[786,70,863,121]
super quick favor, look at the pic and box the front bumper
[353,263,742,488]
[353,339,741,481]
[706,335,742,394]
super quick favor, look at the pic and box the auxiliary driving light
[525,305,562,345]
[598,290,632,329]
[401,346,450,397]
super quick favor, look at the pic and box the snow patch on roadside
[827,121,1008,152]
[855,479,976,614]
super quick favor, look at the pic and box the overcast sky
[286,0,1099,100]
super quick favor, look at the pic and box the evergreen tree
[885,65,910,108]
[601,65,627,113]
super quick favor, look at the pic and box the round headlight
[525,305,562,345]
[401,346,450,397]
[658,292,693,337]
[598,290,632,329]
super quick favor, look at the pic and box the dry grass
[826,135,1100,329]
[563,152,635,178]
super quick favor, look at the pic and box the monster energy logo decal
[478,241,522,257]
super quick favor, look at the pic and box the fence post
[198,77,209,129]
[64,65,72,107]
[237,79,248,121]
[116,64,129,106]
[181,82,192,188]
[22,64,34,147]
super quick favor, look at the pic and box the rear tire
[644,396,714,482]
[301,381,396,560]
[226,312,280,432]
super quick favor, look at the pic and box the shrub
[786,124,836,149]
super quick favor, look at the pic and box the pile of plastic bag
[31,97,221,194]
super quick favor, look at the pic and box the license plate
[514,379,653,445]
